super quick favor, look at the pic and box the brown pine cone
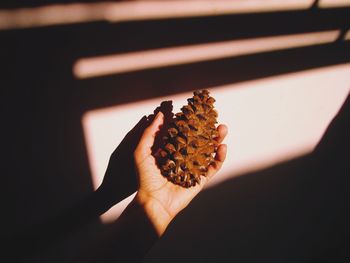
[159,90,218,188]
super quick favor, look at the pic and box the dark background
[2,1,350,262]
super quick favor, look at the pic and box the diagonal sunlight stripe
[0,0,318,30]
[82,63,350,222]
[345,29,350,40]
[73,30,339,79]
[319,0,350,8]
[104,0,314,22]
[1,1,349,31]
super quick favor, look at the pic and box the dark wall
[2,2,350,262]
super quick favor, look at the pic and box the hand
[133,112,228,235]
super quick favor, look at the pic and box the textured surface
[159,90,219,187]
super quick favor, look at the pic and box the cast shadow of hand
[95,100,174,212]
[7,101,174,262]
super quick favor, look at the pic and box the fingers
[206,144,227,180]
[215,124,228,144]
[134,112,164,162]
[202,124,228,182]
[215,143,227,164]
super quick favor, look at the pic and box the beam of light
[73,30,339,79]
[319,0,350,8]
[0,3,108,30]
[82,63,350,222]
[0,0,319,31]
[345,29,350,40]
[104,0,315,22]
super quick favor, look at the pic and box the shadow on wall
[4,99,176,263]
[144,94,350,263]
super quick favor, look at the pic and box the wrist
[134,192,173,236]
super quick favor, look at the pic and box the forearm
[111,197,161,262]
[76,194,173,263]
[134,193,174,236]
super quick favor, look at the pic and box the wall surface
[2,1,350,262]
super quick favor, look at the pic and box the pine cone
[159,90,219,188]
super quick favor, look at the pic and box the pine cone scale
[159,90,218,188]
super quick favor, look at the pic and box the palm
[136,154,204,218]
[134,112,227,219]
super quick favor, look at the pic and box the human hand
[133,112,228,235]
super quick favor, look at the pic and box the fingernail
[156,111,163,119]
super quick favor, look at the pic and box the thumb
[134,112,164,162]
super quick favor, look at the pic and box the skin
[133,111,228,236]
[8,108,227,263]
[73,111,228,262]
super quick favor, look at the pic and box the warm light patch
[1,0,349,31]
[0,0,325,30]
[82,63,350,222]
[319,0,350,8]
[345,29,350,41]
[104,0,314,22]
[73,30,339,78]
